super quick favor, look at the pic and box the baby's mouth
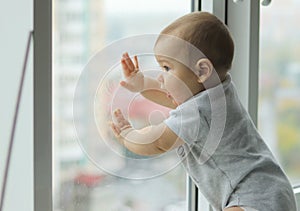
[166,92,172,99]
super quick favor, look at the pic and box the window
[258,0,300,205]
[53,1,190,210]
[30,1,300,210]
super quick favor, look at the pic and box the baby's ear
[195,58,213,83]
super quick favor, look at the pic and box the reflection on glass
[259,1,300,187]
[53,0,190,210]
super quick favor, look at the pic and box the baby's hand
[110,109,132,142]
[120,52,144,93]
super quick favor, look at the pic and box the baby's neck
[198,72,227,93]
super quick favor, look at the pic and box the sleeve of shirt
[164,104,209,145]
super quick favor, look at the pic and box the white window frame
[33,0,299,210]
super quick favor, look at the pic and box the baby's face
[154,53,202,105]
[153,34,222,104]
[153,34,208,105]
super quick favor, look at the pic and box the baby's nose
[157,73,164,83]
[157,73,164,88]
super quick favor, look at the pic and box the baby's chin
[172,99,179,107]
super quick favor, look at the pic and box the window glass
[53,0,190,210]
[258,1,300,186]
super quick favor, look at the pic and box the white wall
[0,0,33,210]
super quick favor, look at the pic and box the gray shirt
[164,74,297,211]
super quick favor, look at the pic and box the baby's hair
[159,11,234,73]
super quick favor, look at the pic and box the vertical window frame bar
[189,2,201,210]
[227,0,260,122]
[248,0,260,125]
[33,0,52,210]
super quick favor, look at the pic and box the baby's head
[155,11,234,77]
[154,11,234,104]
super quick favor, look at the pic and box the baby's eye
[162,66,170,72]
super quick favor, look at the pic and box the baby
[109,12,297,211]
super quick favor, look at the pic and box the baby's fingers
[109,122,121,137]
[123,53,135,71]
[120,80,134,90]
[133,55,139,71]
[113,109,131,129]
[121,58,131,77]
[114,109,125,122]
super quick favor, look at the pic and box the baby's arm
[120,53,177,109]
[141,78,177,109]
[110,109,184,156]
